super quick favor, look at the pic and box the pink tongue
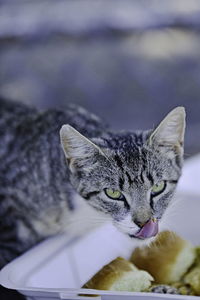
[135,219,158,239]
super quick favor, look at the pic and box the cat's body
[0,99,185,269]
[0,99,108,267]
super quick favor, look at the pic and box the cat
[0,98,185,269]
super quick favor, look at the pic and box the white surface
[0,154,200,300]
[177,154,200,196]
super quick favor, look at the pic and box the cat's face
[60,107,185,241]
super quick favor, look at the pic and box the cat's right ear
[60,125,106,173]
[148,107,186,156]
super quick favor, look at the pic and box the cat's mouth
[129,218,159,240]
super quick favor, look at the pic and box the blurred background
[0,0,200,157]
[0,2,200,299]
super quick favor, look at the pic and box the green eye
[151,181,166,196]
[105,188,123,200]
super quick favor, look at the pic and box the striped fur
[0,99,185,268]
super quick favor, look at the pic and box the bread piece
[183,267,200,296]
[183,265,200,295]
[130,231,195,284]
[194,246,200,264]
[172,282,195,296]
[83,257,153,292]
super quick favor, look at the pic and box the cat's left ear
[60,125,106,172]
[148,107,186,155]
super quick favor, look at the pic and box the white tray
[0,154,200,300]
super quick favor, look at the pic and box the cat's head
[60,107,185,241]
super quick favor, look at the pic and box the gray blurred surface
[0,0,199,157]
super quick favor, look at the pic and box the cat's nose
[134,218,149,228]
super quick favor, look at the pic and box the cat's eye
[151,181,166,197]
[104,188,124,200]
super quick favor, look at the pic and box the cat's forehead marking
[112,143,153,187]
[111,145,174,190]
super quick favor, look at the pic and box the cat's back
[0,98,37,153]
[0,98,37,129]
[0,99,107,181]
[0,99,107,145]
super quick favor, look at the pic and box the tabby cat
[0,99,185,269]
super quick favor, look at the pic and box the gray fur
[0,99,185,268]
[150,285,179,294]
